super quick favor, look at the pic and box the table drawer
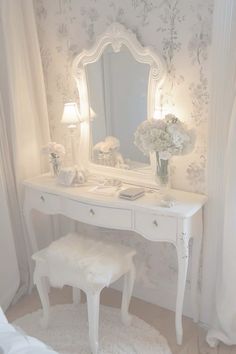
[26,188,60,214]
[134,211,177,242]
[64,199,132,229]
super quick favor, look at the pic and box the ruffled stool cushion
[33,233,136,290]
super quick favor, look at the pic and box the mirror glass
[85,45,151,171]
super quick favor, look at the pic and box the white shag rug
[13,304,172,354]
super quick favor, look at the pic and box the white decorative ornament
[57,167,87,186]
[57,167,76,186]
[76,169,86,184]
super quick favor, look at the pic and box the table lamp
[61,102,80,165]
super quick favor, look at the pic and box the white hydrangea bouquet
[134,114,193,187]
[42,142,65,176]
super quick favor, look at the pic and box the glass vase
[155,152,170,191]
[49,155,61,177]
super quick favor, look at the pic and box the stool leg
[87,291,101,354]
[34,274,50,328]
[121,263,135,326]
[72,287,81,305]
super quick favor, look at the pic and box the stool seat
[32,233,136,354]
[33,234,135,291]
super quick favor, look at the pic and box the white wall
[0,172,20,311]
[34,0,213,194]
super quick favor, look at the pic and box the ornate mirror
[73,23,165,186]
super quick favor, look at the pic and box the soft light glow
[153,107,172,120]
[89,107,96,121]
[61,102,80,128]
[153,109,162,120]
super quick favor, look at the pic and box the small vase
[49,155,61,177]
[156,152,170,191]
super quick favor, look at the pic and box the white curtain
[0,96,20,310]
[200,0,236,347]
[0,0,50,304]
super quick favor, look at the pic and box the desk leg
[23,207,38,253]
[23,206,38,292]
[50,215,60,241]
[191,210,203,323]
[175,226,189,345]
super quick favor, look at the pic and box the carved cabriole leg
[121,263,136,326]
[50,215,60,242]
[23,205,38,254]
[175,218,190,345]
[72,287,81,305]
[191,209,203,323]
[87,290,101,354]
[34,271,50,329]
[23,203,38,292]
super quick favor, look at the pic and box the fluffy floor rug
[13,304,172,354]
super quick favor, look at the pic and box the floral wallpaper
[34,0,213,314]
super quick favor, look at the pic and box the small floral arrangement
[42,142,65,176]
[93,136,125,168]
[134,114,193,186]
[93,136,120,153]
[134,114,192,158]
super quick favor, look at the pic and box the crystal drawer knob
[90,209,95,216]
[40,195,45,202]
[153,220,158,227]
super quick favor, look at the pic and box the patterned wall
[34,0,213,313]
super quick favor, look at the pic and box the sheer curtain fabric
[0,0,50,303]
[201,0,236,346]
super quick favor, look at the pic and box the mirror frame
[73,22,166,187]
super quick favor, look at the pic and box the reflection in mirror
[85,45,151,171]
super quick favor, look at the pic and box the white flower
[41,142,65,157]
[104,136,120,151]
[54,143,65,155]
[93,136,120,153]
[134,116,193,158]
[93,141,107,152]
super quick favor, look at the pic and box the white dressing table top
[23,174,207,218]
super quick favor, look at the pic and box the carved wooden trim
[72,22,166,187]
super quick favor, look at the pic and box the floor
[6,287,236,354]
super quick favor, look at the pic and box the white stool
[32,233,136,354]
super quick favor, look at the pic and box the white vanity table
[23,174,206,345]
[23,22,207,345]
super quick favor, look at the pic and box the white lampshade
[61,102,80,127]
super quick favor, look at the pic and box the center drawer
[64,199,132,229]
[134,210,177,242]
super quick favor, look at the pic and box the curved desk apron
[23,174,206,345]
